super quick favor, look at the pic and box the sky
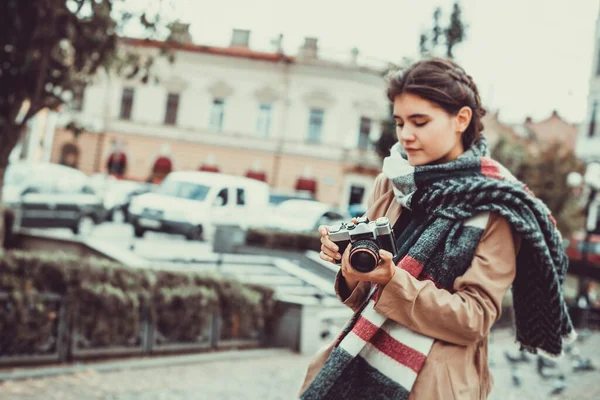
[123,0,600,125]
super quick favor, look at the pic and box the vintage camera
[328,216,398,273]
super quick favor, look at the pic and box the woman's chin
[407,154,428,166]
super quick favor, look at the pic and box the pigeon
[537,357,560,380]
[549,375,567,396]
[511,367,521,387]
[573,358,596,373]
[504,349,531,364]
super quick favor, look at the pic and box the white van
[127,171,269,240]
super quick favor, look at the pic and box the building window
[358,117,372,150]
[256,104,272,137]
[120,88,135,120]
[307,108,324,143]
[209,98,225,131]
[349,185,366,206]
[72,85,85,112]
[164,93,180,125]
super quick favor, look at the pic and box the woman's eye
[415,121,428,127]
[396,124,404,128]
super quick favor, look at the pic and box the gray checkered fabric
[382,135,575,356]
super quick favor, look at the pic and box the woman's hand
[341,245,397,286]
[318,218,358,263]
[318,224,342,263]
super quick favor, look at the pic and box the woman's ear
[456,106,473,133]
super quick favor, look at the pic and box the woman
[298,58,575,399]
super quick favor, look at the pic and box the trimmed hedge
[246,228,321,252]
[0,250,275,356]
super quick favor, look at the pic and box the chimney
[230,29,251,48]
[299,37,319,60]
[166,22,192,44]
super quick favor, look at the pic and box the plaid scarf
[301,136,575,400]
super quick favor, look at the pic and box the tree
[491,138,585,237]
[418,1,468,59]
[0,0,175,245]
[374,104,398,161]
[445,2,467,59]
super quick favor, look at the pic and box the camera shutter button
[375,217,389,226]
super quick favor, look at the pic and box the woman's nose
[398,128,416,143]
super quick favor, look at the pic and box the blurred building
[576,6,600,162]
[50,29,394,209]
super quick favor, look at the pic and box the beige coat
[299,173,521,399]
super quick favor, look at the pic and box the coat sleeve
[373,213,520,346]
[334,173,389,310]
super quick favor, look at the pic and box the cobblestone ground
[1,329,599,400]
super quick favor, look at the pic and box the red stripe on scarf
[397,255,424,278]
[480,157,503,180]
[353,316,427,373]
[549,214,557,227]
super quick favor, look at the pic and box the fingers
[379,249,393,262]
[319,228,339,259]
[318,225,329,237]
[340,243,352,275]
[319,251,335,263]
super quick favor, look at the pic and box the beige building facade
[51,31,393,209]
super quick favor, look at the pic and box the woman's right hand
[318,218,360,292]
[318,225,342,263]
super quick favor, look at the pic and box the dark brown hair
[386,58,486,150]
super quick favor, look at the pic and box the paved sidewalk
[1,329,599,399]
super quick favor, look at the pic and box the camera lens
[349,240,380,273]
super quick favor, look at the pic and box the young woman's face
[393,93,470,166]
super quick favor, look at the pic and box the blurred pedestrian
[107,139,128,178]
[299,58,574,399]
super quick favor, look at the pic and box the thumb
[379,249,393,261]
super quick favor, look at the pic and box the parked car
[2,162,105,235]
[102,179,156,222]
[268,190,315,206]
[261,199,350,233]
[127,171,270,240]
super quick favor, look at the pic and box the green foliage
[0,250,275,354]
[491,139,585,237]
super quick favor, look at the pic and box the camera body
[328,216,398,273]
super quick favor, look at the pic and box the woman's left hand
[341,245,397,286]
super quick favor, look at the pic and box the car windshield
[157,180,211,201]
[4,164,30,186]
[269,193,313,205]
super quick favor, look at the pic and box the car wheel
[73,215,95,236]
[186,225,203,241]
[134,226,145,238]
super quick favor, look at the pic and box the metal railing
[0,291,264,367]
